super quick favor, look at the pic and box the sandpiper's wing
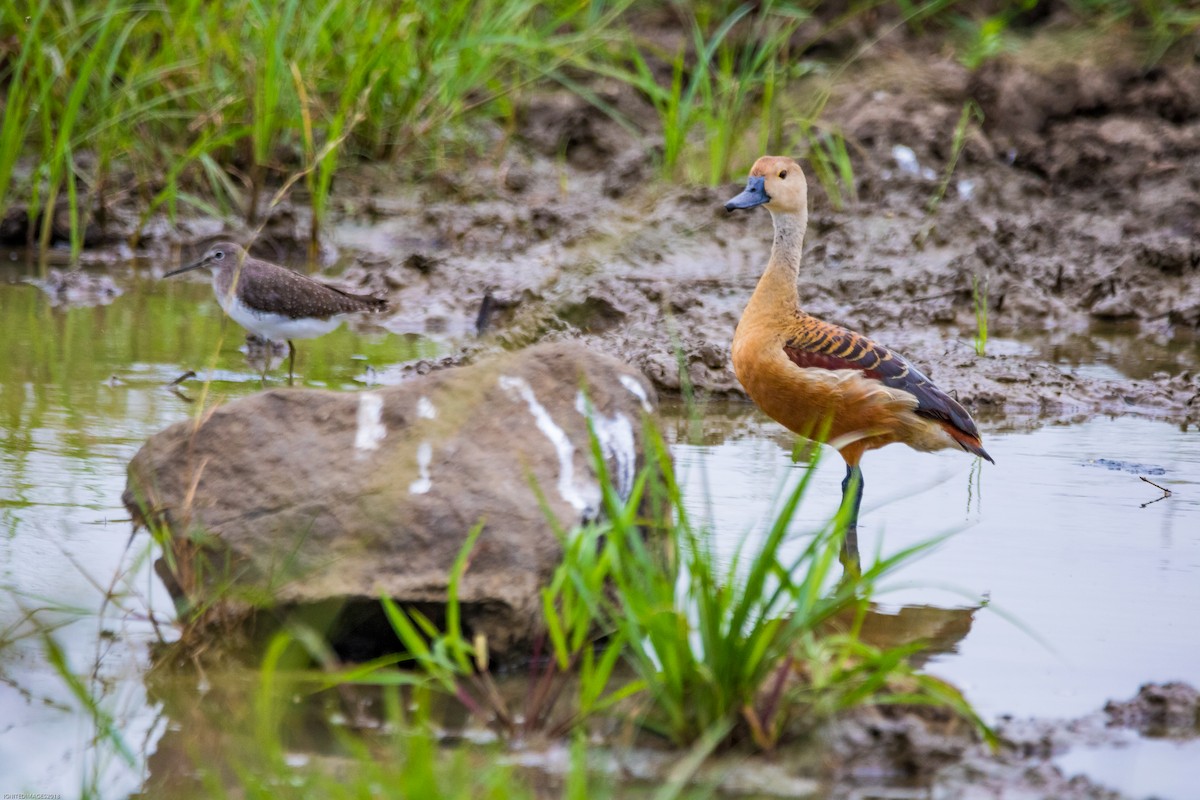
[782,319,991,461]
[235,261,386,319]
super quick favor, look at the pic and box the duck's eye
[778,170,788,180]
[213,250,224,261]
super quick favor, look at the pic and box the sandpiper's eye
[778,170,788,180]
[213,250,224,261]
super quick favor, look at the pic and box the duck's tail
[944,423,995,463]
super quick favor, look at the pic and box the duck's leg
[287,340,296,386]
[839,462,864,577]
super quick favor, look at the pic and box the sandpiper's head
[724,156,807,215]
[165,241,247,278]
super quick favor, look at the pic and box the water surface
[0,258,434,796]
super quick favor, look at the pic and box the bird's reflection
[241,334,289,380]
[823,599,980,669]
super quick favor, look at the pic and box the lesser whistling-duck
[725,156,992,559]
[166,242,387,382]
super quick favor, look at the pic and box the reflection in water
[1028,320,1200,381]
[824,603,979,670]
[242,333,290,378]
[665,400,982,684]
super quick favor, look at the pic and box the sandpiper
[165,241,388,382]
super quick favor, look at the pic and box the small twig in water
[1139,475,1172,508]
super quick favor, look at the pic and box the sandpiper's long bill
[166,241,388,382]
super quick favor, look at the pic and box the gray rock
[124,342,656,656]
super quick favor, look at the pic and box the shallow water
[0,258,433,796]
[961,323,1200,386]
[667,402,1200,797]
[1,259,1199,797]
[669,403,1200,724]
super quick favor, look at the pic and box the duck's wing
[782,319,992,461]
[236,262,387,319]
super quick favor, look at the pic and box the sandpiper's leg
[287,340,296,386]
[839,463,864,577]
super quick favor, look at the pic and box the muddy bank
[321,47,1200,422]
[818,681,1200,799]
[444,681,1200,798]
[25,43,1199,423]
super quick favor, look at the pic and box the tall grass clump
[585,424,981,748]
[0,0,637,253]
[375,419,987,753]
[379,515,642,739]
[801,124,857,210]
[1068,0,1200,63]
[589,1,807,184]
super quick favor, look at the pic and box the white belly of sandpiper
[217,288,347,341]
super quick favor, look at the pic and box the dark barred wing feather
[782,320,985,446]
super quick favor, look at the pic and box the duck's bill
[724,175,770,211]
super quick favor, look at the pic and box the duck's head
[165,241,248,277]
[724,156,807,215]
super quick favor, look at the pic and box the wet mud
[334,45,1200,423]
[822,681,1200,800]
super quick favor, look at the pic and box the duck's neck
[745,208,807,319]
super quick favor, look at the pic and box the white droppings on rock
[499,375,596,516]
[417,396,437,419]
[619,374,652,413]
[576,392,637,502]
[408,441,433,495]
[354,392,386,454]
